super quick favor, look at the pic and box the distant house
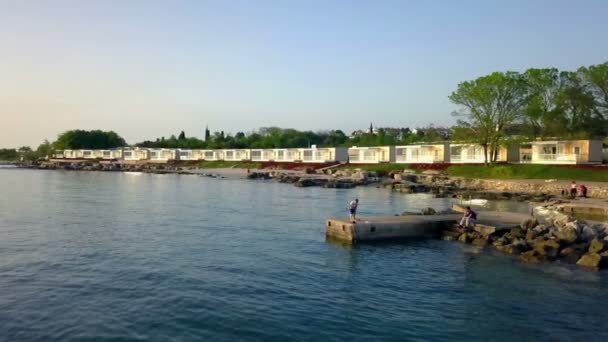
[395,143,448,164]
[148,149,178,162]
[525,139,603,164]
[177,149,196,161]
[449,143,519,163]
[272,148,300,162]
[299,146,348,163]
[99,149,122,159]
[250,149,275,162]
[348,146,395,164]
[123,148,149,161]
[221,149,250,161]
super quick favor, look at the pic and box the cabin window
[574,146,581,155]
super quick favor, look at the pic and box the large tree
[53,130,127,150]
[449,71,527,165]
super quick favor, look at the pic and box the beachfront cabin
[177,149,197,161]
[222,149,250,161]
[123,148,149,161]
[273,148,300,162]
[449,143,519,163]
[298,146,348,163]
[99,149,123,160]
[250,149,276,162]
[348,146,394,164]
[200,149,221,161]
[395,143,448,164]
[52,151,65,159]
[526,139,603,164]
[149,149,178,162]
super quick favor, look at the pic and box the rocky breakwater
[442,213,608,269]
[247,169,385,189]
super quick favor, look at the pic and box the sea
[1,167,607,341]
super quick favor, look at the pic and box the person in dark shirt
[459,206,477,229]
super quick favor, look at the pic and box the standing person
[348,198,359,223]
[579,184,588,198]
[570,181,577,199]
[459,206,477,229]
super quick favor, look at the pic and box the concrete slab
[326,214,460,242]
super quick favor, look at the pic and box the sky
[1,0,608,147]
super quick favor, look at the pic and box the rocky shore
[441,205,608,269]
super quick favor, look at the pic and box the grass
[338,163,413,172]
[196,160,263,169]
[446,164,608,182]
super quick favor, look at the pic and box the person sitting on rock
[579,184,588,198]
[459,206,477,229]
[348,198,359,223]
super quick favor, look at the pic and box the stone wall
[449,178,608,199]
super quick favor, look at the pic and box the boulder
[580,226,598,242]
[521,218,539,230]
[471,238,488,247]
[555,226,578,244]
[510,227,525,239]
[351,171,368,181]
[588,239,607,254]
[495,241,529,255]
[559,247,584,264]
[421,207,437,215]
[532,225,549,236]
[458,233,471,243]
[520,250,547,264]
[525,230,537,242]
[533,240,561,258]
[576,253,608,269]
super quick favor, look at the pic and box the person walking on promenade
[570,181,577,199]
[348,198,359,223]
[458,206,477,229]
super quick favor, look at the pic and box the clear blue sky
[1,0,607,147]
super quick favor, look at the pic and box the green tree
[449,71,527,165]
[178,131,186,140]
[53,130,126,150]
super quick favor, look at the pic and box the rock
[401,210,421,216]
[556,226,578,244]
[521,218,539,230]
[532,225,549,236]
[525,230,537,241]
[421,207,436,215]
[471,238,488,247]
[533,240,561,258]
[580,226,597,242]
[560,247,584,264]
[473,224,500,237]
[510,227,524,239]
[576,253,608,269]
[351,171,368,181]
[458,233,469,243]
[495,242,528,255]
[588,239,607,254]
[520,250,547,264]
[442,229,462,239]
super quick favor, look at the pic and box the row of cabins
[54,140,604,165]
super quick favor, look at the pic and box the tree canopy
[53,130,127,150]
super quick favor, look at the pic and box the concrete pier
[326,214,460,242]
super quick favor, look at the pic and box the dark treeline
[134,126,450,149]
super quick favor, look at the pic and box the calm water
[1,169,607,342]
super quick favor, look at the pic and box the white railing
[395,155,442,163]
[533,153,586,163]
